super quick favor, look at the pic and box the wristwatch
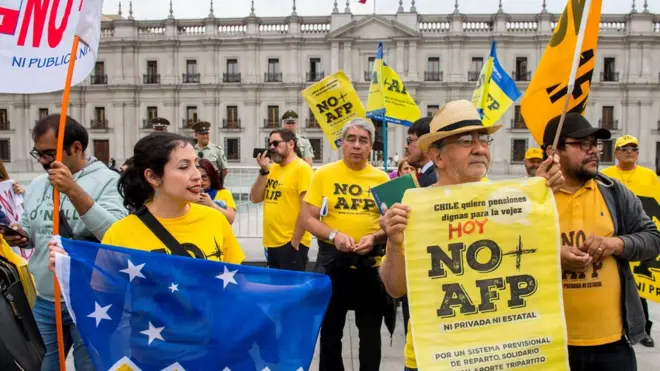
[328,230,338,242]
[259,168,270,176]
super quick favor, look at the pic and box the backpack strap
[135,206,188,257]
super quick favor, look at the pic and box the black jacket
[418,164,437,188]
[596,173,660,344]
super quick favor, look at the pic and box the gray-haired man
[304,118,390,371]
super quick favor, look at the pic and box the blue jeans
[404,368,417,371]
[33,296,94,371]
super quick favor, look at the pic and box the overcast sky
[104,0,659,20]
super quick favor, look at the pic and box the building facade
[1,2,660,178]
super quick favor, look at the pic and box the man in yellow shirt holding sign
[304,118,389,371]
[380,100,564,371]
[602,134,659,348]
[250,128,314,271]
[542,115,660,370]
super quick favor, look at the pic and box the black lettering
[506,274,537,308]
[363,199,376,211]
[350,198,363,210]
[549,0,587,48]
[437,283,477,318]
[466,239,502,273]
[333,183,348,195]
[591,261,603,279]
[348,184,362,196]
[335,197,349,209]
[428,243,466,278]
[476,278,505,312]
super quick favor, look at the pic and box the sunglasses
[269,140,283,147]
[616,147,639,153]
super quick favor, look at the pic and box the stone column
[331,42,340,75]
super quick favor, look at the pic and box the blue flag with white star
[54,238,332,371]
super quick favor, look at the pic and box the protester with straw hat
[379,100,564,371]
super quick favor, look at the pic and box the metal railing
[263,119,279,129]
[90,119,109,130]
[599,119,619,130]
[0,121,10,130]
[512,70,532,81]
[182,73,200,83]
[223,119,241,129]
[143,74,160,84]
[364,71,372,82]
[181,119,197,129]
[90,74,108,84]
[510,119,526,130]
[306,71,324,82]
[223,73,241,83]
[306,118,321,129]
[600,72,619,82]
[264,72,282,82]
[468,71,480,81]
[424,71,443,81]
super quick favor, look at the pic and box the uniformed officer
[193,120,229,177]
[151,117,170,132]
[281,110,314,165]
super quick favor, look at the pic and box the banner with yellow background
[520,0,602,146]
[403,178,568,371]
[302,70,366,149]
[625,184,660,302]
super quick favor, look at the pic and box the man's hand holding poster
[625,184,660,302]
[403,178,569,370]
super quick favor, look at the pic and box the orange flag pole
[53,34,80,371]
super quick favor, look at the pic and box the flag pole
[551,0,592,152]
[53,35,81,371]
[383,120,388,173]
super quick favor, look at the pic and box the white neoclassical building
[1,1,660,179]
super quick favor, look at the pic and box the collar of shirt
[421,161,434,174]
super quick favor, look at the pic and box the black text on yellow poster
[301,71,366,149]
[403,178,568,370]
[626,184,660,302]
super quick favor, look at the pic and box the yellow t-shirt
[213,188,236,210]
[555,179,622,346]
[102,203,245,265]
[602,165,660,187]
[263,158,314,248]
[304,160,388,245]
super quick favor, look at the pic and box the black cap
[543,112,611,146]
[192,121,211,134]
[281,110,299,121]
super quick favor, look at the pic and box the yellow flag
[521,0,602,145]
[301,70,367,149]
[403,178,568,371]
[623,184,660,302]
[366,42,420,126]
[0,237,36,307]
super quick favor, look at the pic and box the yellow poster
[301,70,366,149]
[520,0,602,146]
[625,184,660,302]
[403,178,568,371]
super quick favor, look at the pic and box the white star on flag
[222,368,231,371]
[262,368,271,371]
[120,260,146,282]
[169,283,179,293]
[216,266,237,289]
[87,302,112,327]
[140,322,165,345]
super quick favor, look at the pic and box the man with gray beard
[250,128,313,271]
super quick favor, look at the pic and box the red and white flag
[359,0,367,3]
[0,0,104,94]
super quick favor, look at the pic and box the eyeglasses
[30,148,57,162]
[616,146,639,153]
[268,140,283,147]
[564,140,604,151]
[444,133,494,148]
[406,136,417,145]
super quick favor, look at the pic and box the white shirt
[421,161,434,174]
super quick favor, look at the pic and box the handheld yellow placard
[302,71,366,149]
[403,178,569,370]
[624,184,660,303]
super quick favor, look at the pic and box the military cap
[281,110,299,121]
[192,121,211,134]
[151,117,170,130]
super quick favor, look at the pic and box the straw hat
[417,100,501,152]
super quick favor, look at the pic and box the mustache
[469,155,489,164]
[582,156,599,164]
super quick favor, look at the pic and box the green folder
[372,173,419,215]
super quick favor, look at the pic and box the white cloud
[105,0,653,21]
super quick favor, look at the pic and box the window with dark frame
[267,106,279,128]
[601,106,614,130]
[515,57,528,81]
[309,138,323,163]
[308,108,320,128]
[513,105,526,129]
[185,60,199,83]
[186,106,198,126]
[308,58,322,81]
[427,105,439,117]
[0,109,8,130]
[147,106,158,120]
[426,57,440,81]
[0,140,10,162]
[93,107,106,129]
[39,108,49,119]
[92,61,106,84]
[603,58,616,81]
[601,140,614,163]
[226,106,239,128]
[225,138,240,161]
[267,59,281,82]
[511,139,528,163]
